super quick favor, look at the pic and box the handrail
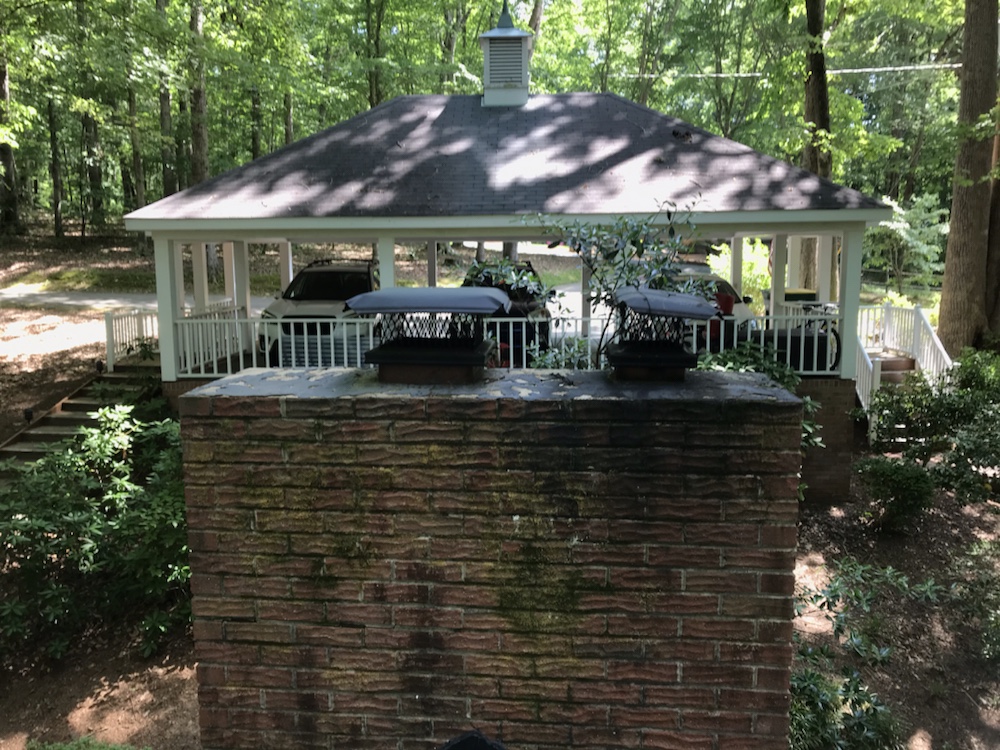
[104,309,159,372]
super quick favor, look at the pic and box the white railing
[108,310,846,379]
[858,303,951,381]
[104,309,159,372]
[855,337,882,414]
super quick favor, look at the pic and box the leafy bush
[790,668,903,750]
[855,456,935,532]
[527,335,592,369]
[867,348,1000,503]
[790,557,940,750]
[951,540,1000,662]
[0,406,189,661]
[27,739,148,750]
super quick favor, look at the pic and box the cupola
[479,0,532,107]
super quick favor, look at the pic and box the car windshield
[283,270,371,301]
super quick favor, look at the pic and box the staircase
[870,351,918,385]
[0,364,160,472]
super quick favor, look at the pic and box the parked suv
[259,260,377,366]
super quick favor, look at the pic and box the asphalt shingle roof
[127,93,884,222]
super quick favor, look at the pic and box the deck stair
[0,364,158,473]
[870,350,918,385]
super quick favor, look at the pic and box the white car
[258,260,377,366]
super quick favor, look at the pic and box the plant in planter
[462,258,554,311]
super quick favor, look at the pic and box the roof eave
[124,207,891,243]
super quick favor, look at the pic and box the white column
[838,225,865,380]
[770,234,788,318]
[730,235,744,296]
[278,241,293,290]
[787,235,802,290]
[377,237,395,288]
[818,235,834,303]
[154,237,181,382]
[232,240,252,317]
[427,241,440,287]
[222,242,235,301]
[191,242,210,312]
[173,244,186,312]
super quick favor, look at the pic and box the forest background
[5,0,1000,352]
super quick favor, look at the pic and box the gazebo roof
[126,93,884,228]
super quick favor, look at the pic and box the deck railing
[104,309,159,372]
[858,303,951,381]
[161,311,842,379]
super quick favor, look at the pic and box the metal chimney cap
[613,287,718,320]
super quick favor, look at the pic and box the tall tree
[157,0,177,196]
[937,0,998,353]
[189,0,208,184]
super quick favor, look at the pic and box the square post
[278,241,293,290]
[730,235,744,296]
[838,225,865,380]
[377,237,396,288]
[191,242,210,312]
[818,235,834,303]
[154,237,181,382]
[222,242,235,301]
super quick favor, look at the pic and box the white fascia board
[125,207,891,243]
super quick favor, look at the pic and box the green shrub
[27,739,148,750]
[951,540,1000,662]
[0,406,189,661]
[527,336,592,369]
[790,668,903,750]
[855,456,935,532]
[867,348,1000,504]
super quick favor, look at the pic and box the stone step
[879,370,913,385]
[874,354,917,372]
[58,396,109,413]
[0,441,63,463]
[39,410,96,428]
[11,424,79,443]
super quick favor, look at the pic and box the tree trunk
[365,0,388,108]
[502,241,518,261]
[157,0,177,196]
[284,92,293,145]
[251,87,262,159]
[938,0,997,353]
[802,0,832,179]
[48,98,63,238]
[189,0,208,184]
[177,97,190,190]
[988,130,1000,331]
[527,0,544,59]
[476,241,486,262]
[83,113,105,227]
[121,158,135,211]
[800,0,832,293]
[128,86,145,208]
[0,58,20,233]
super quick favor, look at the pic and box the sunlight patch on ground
[907,728,933,749]
[0,311,105,366]
[0,731,29,750]
[795,550,833,636]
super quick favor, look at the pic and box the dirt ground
[1,236,999,750]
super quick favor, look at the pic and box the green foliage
[864,194,948,293]
[867,348,1000,503]
[0,406,189,662]
[950,540,1000,662]
[462,258,554,304]
[27,739,148,750]
[854,456,935,533]
[791,557,945,750]
[790,668,903,750]
[527,335,593,370]
[543,210,700,356]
